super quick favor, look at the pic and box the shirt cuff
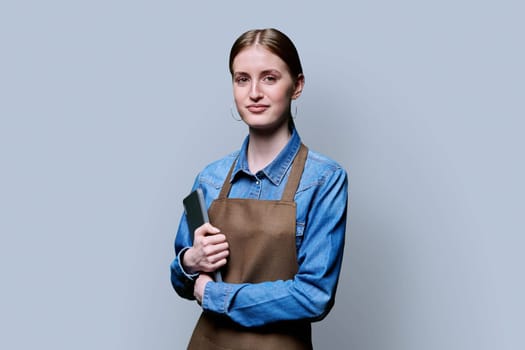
[177,247,200,280]
[202,282,242,314]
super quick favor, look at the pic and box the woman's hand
[182,223,229,274]
[194,273,213,304]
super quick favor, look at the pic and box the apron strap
[281,143,308,202]
[217,143,309,201]
[217,158,237,200]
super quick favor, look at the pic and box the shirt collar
[231,127,302,186]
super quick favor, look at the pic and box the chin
[247,121,289,134]
[242,113,289,132]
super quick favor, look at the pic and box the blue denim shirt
[170,128,348,327]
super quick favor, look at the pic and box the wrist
[181,248,197,274]
[195,275,212,304]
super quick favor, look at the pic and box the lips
[246,104,269,113]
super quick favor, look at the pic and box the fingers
[208,247,229,264]
[204,233,228,245]
[199,247,229,272]
[194,222,220,238]
[199,258,227,273]
[194,223,228,256]
[183,246,225,274]
[202,242,229,259]
[186,223,229,273]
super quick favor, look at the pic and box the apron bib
[188,144,312,350]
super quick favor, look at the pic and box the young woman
[171,28,348,350]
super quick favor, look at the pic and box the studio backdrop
[1,1,523,349]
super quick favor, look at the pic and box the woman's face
[232,45,303,132]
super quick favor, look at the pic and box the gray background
[1,1,523,349]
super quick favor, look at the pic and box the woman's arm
[170,181,229,299]
[170,212,199,299]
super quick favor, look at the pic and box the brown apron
[187,144,312,350]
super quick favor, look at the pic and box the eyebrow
[233,71,249,77]
[233,69,282,77]
[260,69,281,75]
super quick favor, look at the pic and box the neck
[247,124,292,174]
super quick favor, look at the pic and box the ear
[291,74,305,100]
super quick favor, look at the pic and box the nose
[249,81,263,100]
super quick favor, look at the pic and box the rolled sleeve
[170,247,199,300]
[202,282,243,314]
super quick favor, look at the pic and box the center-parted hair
[229,28,303,80]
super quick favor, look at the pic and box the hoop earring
[291,102,298,119]
[230,104,242,121]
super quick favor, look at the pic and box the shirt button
[256,181,260,185]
